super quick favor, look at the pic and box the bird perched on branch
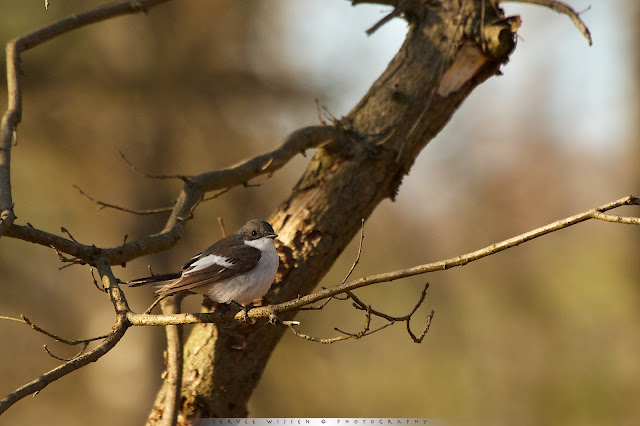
[127,219,279,307]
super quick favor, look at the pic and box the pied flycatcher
[127,219,279,306]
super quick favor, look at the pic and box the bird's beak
[267,233,278,239]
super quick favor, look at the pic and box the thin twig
[44,342,90,362]
[218,217,226,238]
[202,187,231,203]
[144,295,170,314]
[60,227,79,243]
[502,0,592,45]
[295,282,433,344]
[0,314,110,347]
[91,269,104,292]
[592,211,640,225]
[341,219,365,284]
[50,245,86,269]
[315,98,326,126]
[365,0,406,36]
[301,220,365,312]
[73,184,175,215]
[119,150,192,182]
[407,309,434,343]
[287,306,372,344]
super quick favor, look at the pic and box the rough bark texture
[147,0,517,422]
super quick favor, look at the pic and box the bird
[126,219,279,307]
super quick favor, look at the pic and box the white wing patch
[185,254,235,274]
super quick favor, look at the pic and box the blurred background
[1,0,638,424]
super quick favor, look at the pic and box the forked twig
[289,282,434,344]
[301,219,366,312]
[287,306,373,344]
[50,245,86,269]
[0,316,127,415]
[0,314,111,361]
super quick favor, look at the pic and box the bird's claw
[268,311,279,325]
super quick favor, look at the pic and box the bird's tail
[125,272,182,288]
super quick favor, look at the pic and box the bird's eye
[251,230,257,236]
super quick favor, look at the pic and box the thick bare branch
[190,125,337,192]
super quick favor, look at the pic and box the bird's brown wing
[154,244,262,296]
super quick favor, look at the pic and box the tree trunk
[147,1,517,422]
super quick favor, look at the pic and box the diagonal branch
[0,314,128,415]
[189,125,338,192]
[121,195,639,326]
[3,125,338,266]
[268,195,638,314]
[0,256,134,416]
